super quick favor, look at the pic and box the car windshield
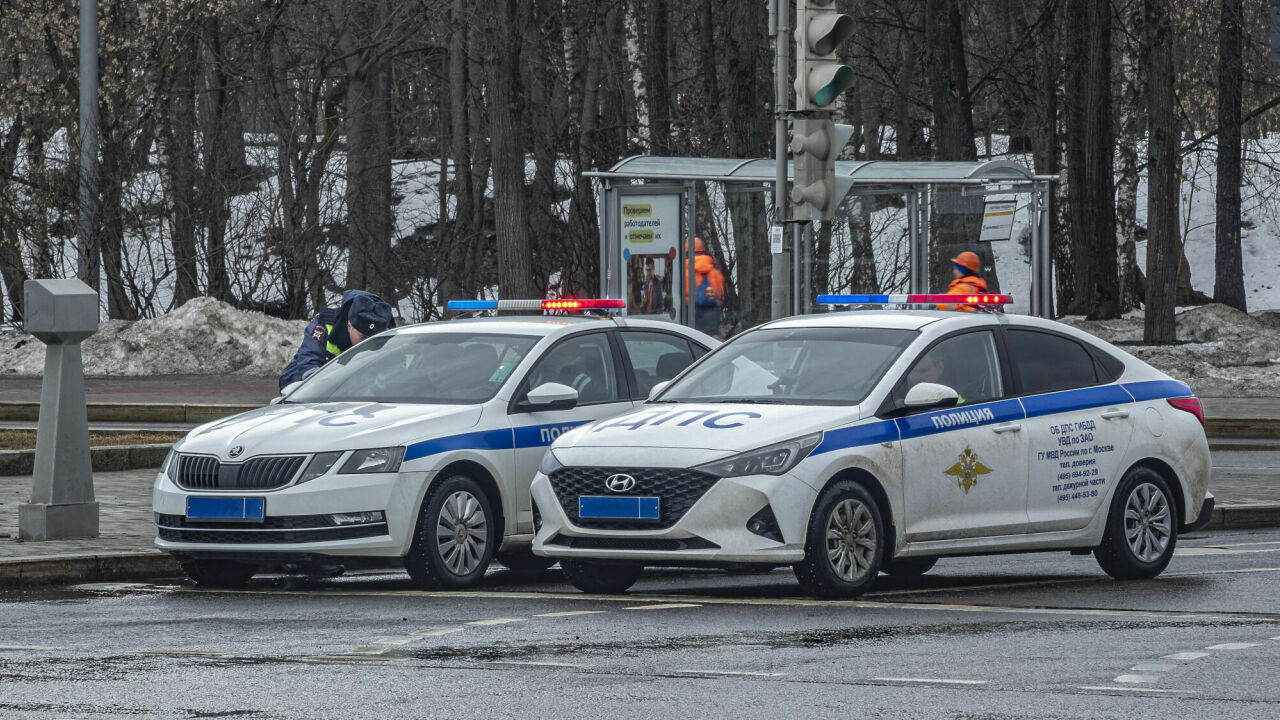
[287,332,539,404]
[655,326,916,406]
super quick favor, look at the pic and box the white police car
[531,294,1214,597]
[153,299,716,588]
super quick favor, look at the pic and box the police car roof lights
[816,293,1013,309]
[445,298,626,315]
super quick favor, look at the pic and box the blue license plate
[578,496,660,520]
[186,497,265,522]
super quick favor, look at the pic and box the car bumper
[1182,491,1215,533]
[152,469,430,558]
[530,470,815,565]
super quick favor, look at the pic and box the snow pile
[1062,304,1280,397]
[0,297,305,376]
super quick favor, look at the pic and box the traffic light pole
[770,0,791,321]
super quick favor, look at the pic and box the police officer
[279,290,395,390]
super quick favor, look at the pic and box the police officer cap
[349,295,393,335]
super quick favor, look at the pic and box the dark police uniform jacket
[279,290,391,391]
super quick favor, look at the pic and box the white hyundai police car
[153,299,716,588]
[531,294,1213,597]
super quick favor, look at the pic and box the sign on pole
[978,200,1017,242]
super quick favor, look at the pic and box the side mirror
[279,380,304,397]
[269,396,284,405]
[647,380,671,401]
[522,382,579,411]
[904,382,960,410]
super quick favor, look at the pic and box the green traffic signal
[812,66,855,107]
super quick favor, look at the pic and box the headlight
[162,450,178,481]
[297,451,344,484]
[539,448,565,476]
[693,432,823,478]
[339,447,404,474]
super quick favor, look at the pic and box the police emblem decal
[312,326,326,342]
[943,447,992,494]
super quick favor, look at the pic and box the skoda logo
[604,473,636,493]
[228,445,244,459]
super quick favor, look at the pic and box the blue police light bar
[446,300,499,310]
[816,293,1013,305]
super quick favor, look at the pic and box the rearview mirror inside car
[522,382,579,411]
[647,380,671,401]
[903,382,960,410]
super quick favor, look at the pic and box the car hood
[560,402,861,453]
[176,402,483,461]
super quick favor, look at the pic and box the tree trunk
[1115,0,1144,313]
[439,0,475,303]
[486,0,537,299]
[1213,0,1246,311]
[1082,0,1118,319]
[199,16,236,302]
[342,0,395,302]
[166,35,199,307]
[1143,0,1179,344]
[643,0,672,155]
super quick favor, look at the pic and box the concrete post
[19,279,100,540]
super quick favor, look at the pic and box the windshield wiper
[708,398,785,404]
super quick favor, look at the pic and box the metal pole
[685,181,697,329]
[907,190,921,293]
[802,222,813,313]
[1038,184,1053,318]
[791,223,802,315]
[770,0,791,321]
[78,0,99,287]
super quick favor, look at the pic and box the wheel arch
[429,459,507,540]
[1124,457,1186,528]
[820,467,897,557]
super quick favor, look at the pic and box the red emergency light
[541,298,627,311]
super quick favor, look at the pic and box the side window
[523,333,620,405]
[898,331,1004,406]
[1005,329,1098,395]
[619,331,698,398]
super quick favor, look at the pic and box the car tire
[560,559,643,594]
[882,556,937,578]
[180,559,257,588]
[1095,467,1178,580]
[496,550,556,575]
[405,474,498,589]
[793,480,885,598]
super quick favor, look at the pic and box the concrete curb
[1203,502,1280,531]
[0,551,179,587]
[1204,417,1280,440]
[0,402,260,424]
[0,443,171,476]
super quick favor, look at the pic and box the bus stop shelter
[585,157,1055,332]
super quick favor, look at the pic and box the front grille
[547,534,719,551]
[156,523,387,545]
[174,454,306,491]
[156,513,338,530]
[548,467,719,530]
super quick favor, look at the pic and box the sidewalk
[0,375,279,405]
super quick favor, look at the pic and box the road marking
[488,660,587,669]
[534,610,607,617]
[1162,651,1210,661]
[1206,642,1261,650]
[466,618,525,626]
[410,627,463,637]
[371,636,417,645]
[1078,686,1184,694]
[304,654,407,663]
[623,603,702,611]
[1130,662,1175,672]
[0,645,64,651]
[675,669,784,677]
[1113,674,1159,683]
[871,677,987,686]
[1175,546,1280,557]
[345,646,392,656]
[133,649,234,658]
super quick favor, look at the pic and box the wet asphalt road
[2,529,1279,719]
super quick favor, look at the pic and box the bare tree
[1213,0,1245,311]
[1143,0,1179,344]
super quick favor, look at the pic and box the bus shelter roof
[586,156,1047,185]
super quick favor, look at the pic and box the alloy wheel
[1124,482,1172,563]
[825,498,877,582]
[436,490,488,576]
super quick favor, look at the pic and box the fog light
[532,498,543,532]
[746,505,782,542]
[330,511,386,526]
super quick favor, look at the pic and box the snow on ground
[0,298,303,377]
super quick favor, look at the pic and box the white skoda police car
[153,299,716,588]
[531,294,1213,597]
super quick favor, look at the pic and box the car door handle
[1101,408,1131,419]
[992,423,1022,434]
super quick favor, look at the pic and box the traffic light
[790,119,854,221]
[793,0,855,111]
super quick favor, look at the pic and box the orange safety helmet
[951,251,980,274]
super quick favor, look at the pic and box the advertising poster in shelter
[619,193,682,321]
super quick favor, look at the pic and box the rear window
[1005,329,1098,395]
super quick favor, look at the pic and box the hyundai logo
[228,446,244,459]
[604,473,636,493]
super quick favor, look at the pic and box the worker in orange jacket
[941,251,987,311]
[689,237,725,337]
